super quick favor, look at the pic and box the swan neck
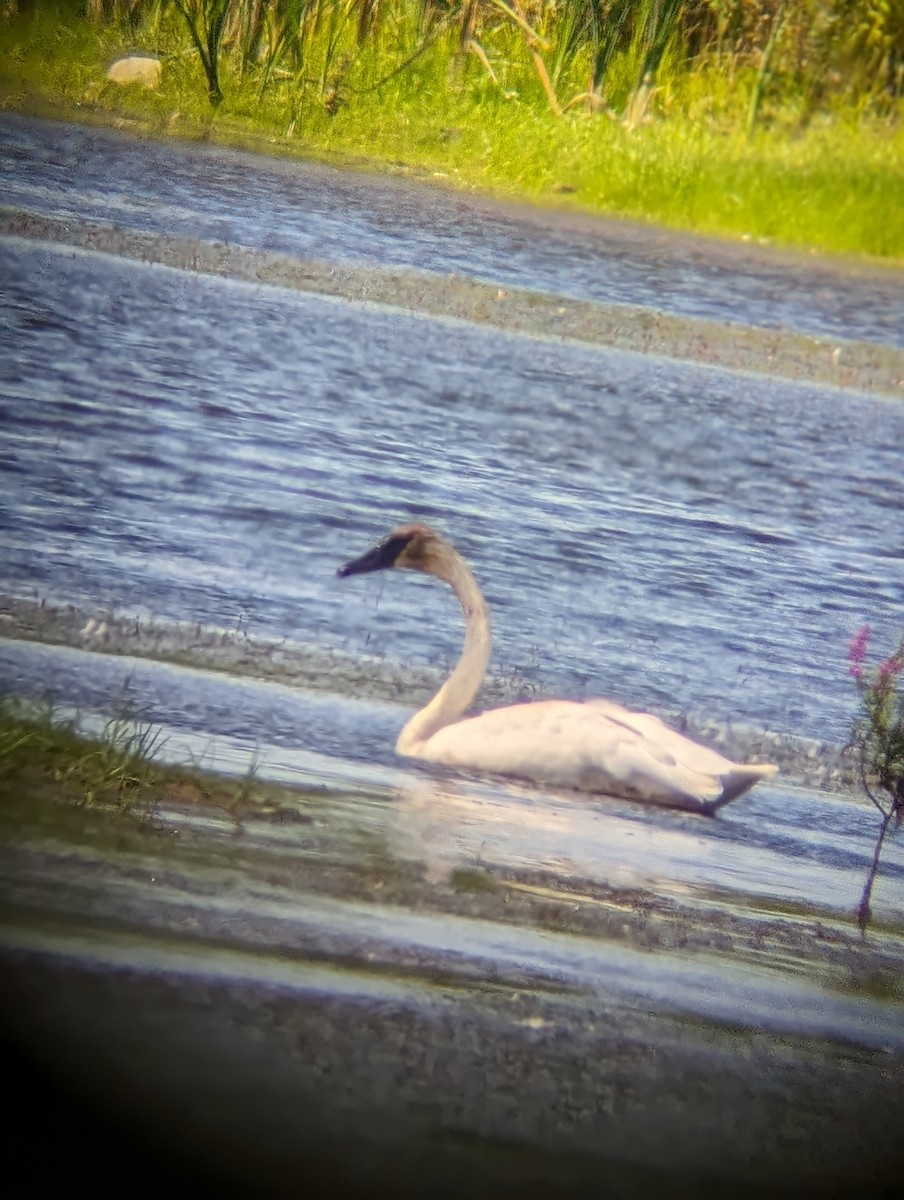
[397,550,491,753]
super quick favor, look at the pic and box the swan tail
[705,763,778,814]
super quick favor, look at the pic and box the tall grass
[1,0,901,256]
[0,698,167,812]
[60,0,904,122]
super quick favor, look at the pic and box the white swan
[338,524,777,813]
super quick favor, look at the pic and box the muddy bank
[3,946,901,1199]
[3,207,902,397]
[1,775,903,1198]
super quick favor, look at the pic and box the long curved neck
[396,549,492,754]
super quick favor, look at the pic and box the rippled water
[2,113,903,346]
[2,233,902,743]
[2,637,903,927]
[3,116,904,1200]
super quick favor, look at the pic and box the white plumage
[338,523,777,813]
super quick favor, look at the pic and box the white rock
[106,55,162,88]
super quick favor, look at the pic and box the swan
[338,523,777,813]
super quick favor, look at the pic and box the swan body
[338,524,777,813]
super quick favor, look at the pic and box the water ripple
[1,237,902,742]
[2,113,902,347]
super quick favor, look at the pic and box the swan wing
[583,698,777,807]
[583,698,737,775]
[412,699,731,806]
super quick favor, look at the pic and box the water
[2,113,903,347]
[4,635,903,928]
[1,233,902,743]
[1,115,903,1193]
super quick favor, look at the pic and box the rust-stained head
[337,524,450,578]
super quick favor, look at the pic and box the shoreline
[3,205,903,399]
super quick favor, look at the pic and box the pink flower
[848,624,871,678]
[879,655,902,683]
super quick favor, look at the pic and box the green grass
[0,699,292,822]
[0,3,902,260]
[0,698,173,813]
[450,866,500,894]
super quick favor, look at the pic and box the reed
[35,0,904,121]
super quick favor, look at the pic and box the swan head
[337,524,451,580]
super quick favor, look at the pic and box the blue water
[1,231,902,743]
[2,112,903,346]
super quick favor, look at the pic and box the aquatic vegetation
[450,866,500,893]
[846,625,904,932]
[0,697,168,813]
[0,697,286,822]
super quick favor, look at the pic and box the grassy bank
[0,700,239,816]
[1,0,902,260]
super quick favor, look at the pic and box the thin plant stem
[857,806,893,936]
[747,0,788,140]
